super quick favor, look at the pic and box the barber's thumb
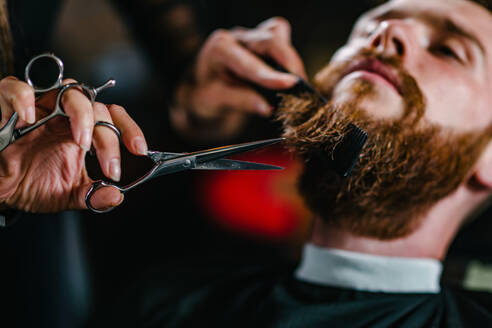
[83,184,124,212]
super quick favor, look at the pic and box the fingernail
[80,128,92,151]
[113,193,125,206]
[109,158,121,182]
[26,106,35,124]
[258,69,298,85]
[115,193,124,206]
[133,137,148,155]
[256,102,271,116]
[258,69,279,80]
[280,73,299,85]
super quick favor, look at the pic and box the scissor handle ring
[52,82,95,116]
[85,180,124,214]
[25,53,64,93]
[94,121,121,140]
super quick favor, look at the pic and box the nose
[369,20,412,59]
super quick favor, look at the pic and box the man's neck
[311,220,448,260]
[310,187,482,260]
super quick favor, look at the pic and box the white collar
[295,243,443,293]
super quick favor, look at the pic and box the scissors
[0,53,285,213]
[85,138,285,213]
[0,53,116,152]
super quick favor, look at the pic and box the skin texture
[315,0,492,133]
[0,77,148,212]
[171,17,306,141]
[308,0,492,259]
[278,89,492,240]
[175,0,492,259]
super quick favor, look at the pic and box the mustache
[314,48,425,124]
[276,48,492,240]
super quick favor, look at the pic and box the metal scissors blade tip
[194,159,283,170]
[193,137,285,164]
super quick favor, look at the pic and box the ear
[473,141,492,189]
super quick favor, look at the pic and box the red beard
[277,51,492,240]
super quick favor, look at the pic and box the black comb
[255,59,368,177]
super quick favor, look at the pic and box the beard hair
[277,55,492,240]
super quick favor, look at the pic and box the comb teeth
[332,124,368,177]
[252,57,369,177]
[286,81,369,176]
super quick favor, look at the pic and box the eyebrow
[373,8,486,57]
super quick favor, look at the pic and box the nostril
[393,37,404,56]
[372,35,381,48]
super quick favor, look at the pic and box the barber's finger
[92,102,121,182]
[202,30,298,89]
[231,27,307,78]
[107,104,148,156]
[88,186,124,211]
[0,89,15,127]
[60,79,94,151]
[260,17,307,78]
[257,17,292,43]
[268,42,307,79]
[235,33,307,80]
[73,181,123,211]
[193,81,273,117]
[0,76,36,124]
[221,42,298,89]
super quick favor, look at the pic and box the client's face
[278,0,492,239]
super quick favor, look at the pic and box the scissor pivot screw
[183,159,192,167]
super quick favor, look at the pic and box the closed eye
[432,44,464,64]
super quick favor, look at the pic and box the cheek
[419,67,486,130]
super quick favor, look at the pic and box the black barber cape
[95,244,492,327]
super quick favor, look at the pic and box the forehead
[358,0,492,54]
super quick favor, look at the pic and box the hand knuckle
[109,104,125,113]
[62,93,77,109]
[209,29,232,44]
[62,78,78,85]
[18,86,33,101]
[262,17,290,37]
[0,76,16,88]
[94,102,108,114]
[271,16,290,29]
[230,26,247,33]
[62,87,82,102]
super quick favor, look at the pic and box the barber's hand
[0,76,148,213]
[171,17,306,141]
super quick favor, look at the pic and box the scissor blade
[147,151,182,162]
[192,138,285,164]
[193,159,283,170]
[148,138,284,164]
[0,112,19,152]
